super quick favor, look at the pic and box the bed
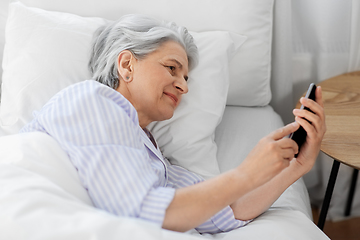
[0,0,329,239]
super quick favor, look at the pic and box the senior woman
[20,14,326,233]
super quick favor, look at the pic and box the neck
[116,82,150,129]
[138,114,152,129]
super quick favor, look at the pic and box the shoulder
[36,80,143,148]
[44,80,139,125]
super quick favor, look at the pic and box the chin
[159,111,174,121]
[154,106,176,122]
[163,114,174,121]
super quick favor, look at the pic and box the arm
[230,160,305,220]
[230,86,326,220]
[162,121,301,232]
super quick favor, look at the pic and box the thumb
[271,122,300,140]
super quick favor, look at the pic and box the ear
[117,50,135,82]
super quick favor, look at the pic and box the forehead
[151,41,189,70]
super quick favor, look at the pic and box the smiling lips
[164,92,178,105]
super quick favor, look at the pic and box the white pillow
[0,0,274,107]
[0,2,246,179]
[215,106,284,173]
[0,2,107,133]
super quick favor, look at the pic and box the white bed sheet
[0,108,329,239]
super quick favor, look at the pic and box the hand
[238,122,300,188]
[292,86,326,173]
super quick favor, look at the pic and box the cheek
[133,63,171,98]
[177,95,183,103]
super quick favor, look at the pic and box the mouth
[164,92,178,105]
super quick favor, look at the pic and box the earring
[126,76,129,80]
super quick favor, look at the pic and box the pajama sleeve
[166,164,252,234]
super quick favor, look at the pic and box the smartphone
[289,83,317,157]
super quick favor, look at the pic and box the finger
[299,91,324,119]
[296,98,325,124]
[315,86,324,107]
[299,97,319,115]
[282,148,297,161]
[278,137,299,154]
[293,101,325,134]
[271,122,300,140]
[293,108,318,125]
[295,116,315,137]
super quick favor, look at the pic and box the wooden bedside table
[296,72,360,230]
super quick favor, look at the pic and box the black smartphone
[289,83,317,157]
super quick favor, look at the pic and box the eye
[167,65,176,72]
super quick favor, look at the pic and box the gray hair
[89,14,199,90]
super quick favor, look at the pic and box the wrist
[233,164,261,193]
[285,159,307,181]
[292,154,317,176]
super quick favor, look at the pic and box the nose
[174,77,188,94]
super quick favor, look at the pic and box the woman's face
[119,41,189,128]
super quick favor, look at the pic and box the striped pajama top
[20,80,249,234]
